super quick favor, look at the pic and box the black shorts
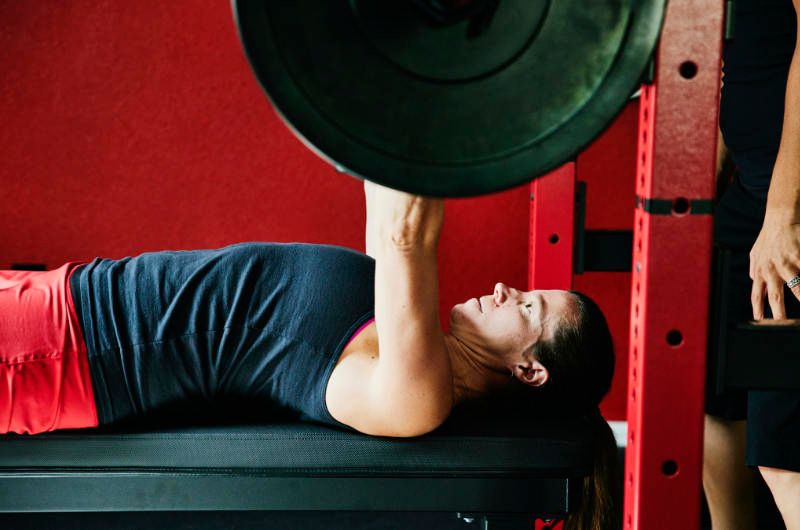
[706,175,800,471]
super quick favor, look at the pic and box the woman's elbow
[381,417,447,438]
[361,404,451,438]
[390,403,452,437]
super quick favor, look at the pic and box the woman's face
[449,282,577,369]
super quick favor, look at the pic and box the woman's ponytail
[565,410,618,530]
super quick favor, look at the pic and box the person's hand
[364,180,444,251]
[749,209,800,320]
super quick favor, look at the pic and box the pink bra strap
[343,317,375,349]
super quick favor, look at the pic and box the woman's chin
[450,304,473,323]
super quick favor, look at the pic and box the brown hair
[536,291,617,530]
[564,411,618,530]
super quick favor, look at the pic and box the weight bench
[0,411,594,529]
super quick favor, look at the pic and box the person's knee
[702,416,756,527]
[704,416,746,462]
[703,417,752,492]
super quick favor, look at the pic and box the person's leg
[759,467,800,529]
[705,176,764,528]
[703,416,757,529]
[748,391,800,530]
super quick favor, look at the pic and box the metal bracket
[634,196,714,215]
[573,181,634,273]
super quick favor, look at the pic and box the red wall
[0,1,635,420]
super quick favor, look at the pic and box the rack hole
[666,330,684,346]
[679,61,698,79]
[672,197,690,215]
[662,460,679,477]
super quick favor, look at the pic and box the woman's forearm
[373,241,443,363]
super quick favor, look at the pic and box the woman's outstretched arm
[338,181,453,437]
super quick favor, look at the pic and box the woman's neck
[443,334,511,406]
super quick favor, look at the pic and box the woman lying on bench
[1,181,617,529]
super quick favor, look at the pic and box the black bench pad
[0,417,594,514]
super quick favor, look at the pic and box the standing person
[704,0,800,528]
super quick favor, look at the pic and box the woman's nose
[494,282,508,304]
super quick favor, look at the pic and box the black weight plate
[233,0,664,197]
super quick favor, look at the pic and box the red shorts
[0,263,98,434]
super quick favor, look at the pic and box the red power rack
[529,2,725,528]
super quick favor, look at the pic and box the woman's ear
[517,360,549,387]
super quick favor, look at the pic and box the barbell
[233,0,665,197]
